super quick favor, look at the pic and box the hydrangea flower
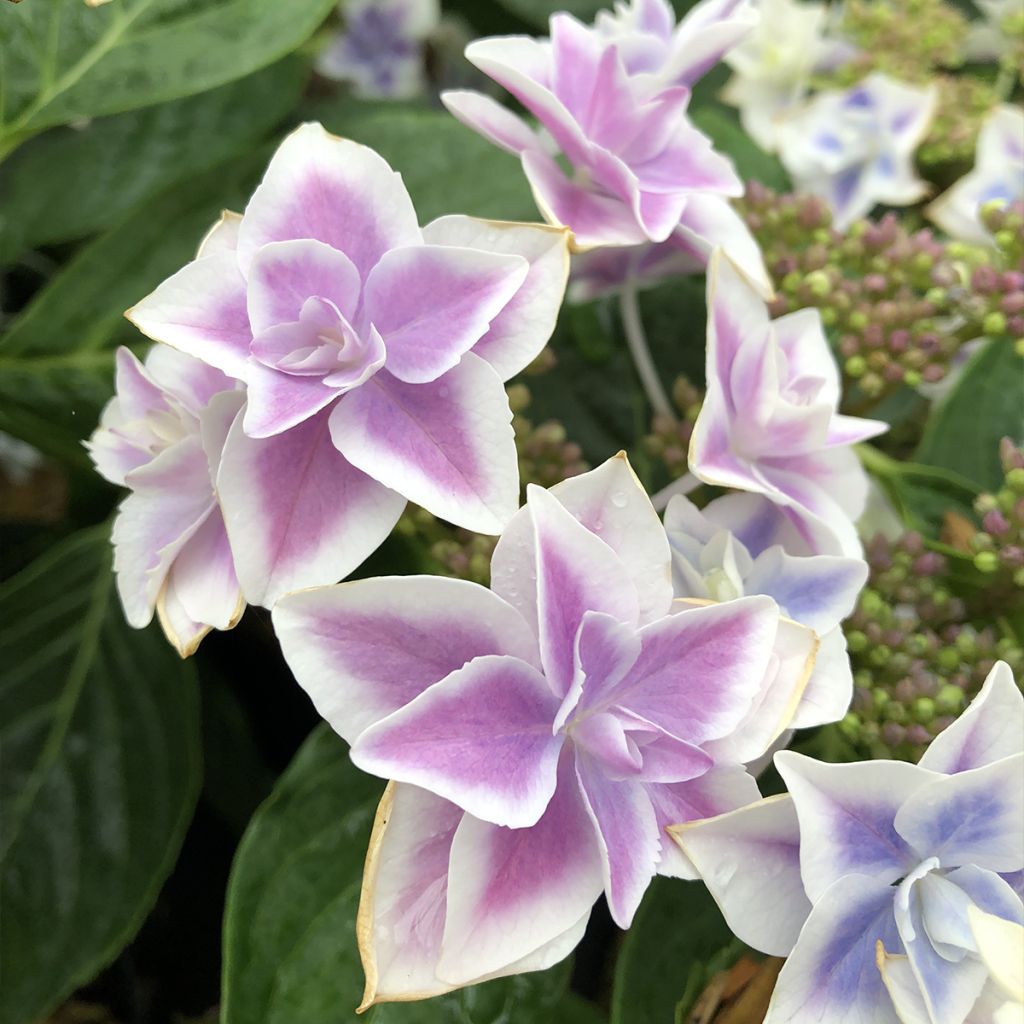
[86,346,244,656]
[776,72,938,229]
[441,0,755,254]
[674,660,1024,1024]
[928,105,1024,245]
[272,455,818,1003]
[688,251,888,557]
[125,123,569,606]
[315,0,440,100]
[665,491,868,729]
[721,0,855,151]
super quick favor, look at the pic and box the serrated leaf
[610,878,736,1024]
[0,58,307,261]
[915,339,1024,492]
[0,527,201,1024]
[222,724,574,1024]
[0,0,336,151]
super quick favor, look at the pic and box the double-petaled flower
[442,0,763,275]
[776,72,938,229]
[665,490,867,730]
[675,661,1024,1024]
[688,251,888,557]
[126,122,569,607]
[87,346,244,655]
[273,455,818,1004]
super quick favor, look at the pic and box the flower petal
[364,243,528,384]
[918,661,1024,775]
[575,752,660,928]
[441,89,543,157]
[236,123,422,278]
[242,362,341,437]
[352,655,563,828]
[437,751,604,984]
[764,874,902,1024]
[196,210,241,257]
[672,794,810,956]
[329,356,519,534]
[246,238,362,334]
[893,754,1024,874]
[421,215,571,381]
[217,407,405,607]
[273,576,540,744]
[789,625,855,730]
[775,751,933,901]
[125,252,252,379]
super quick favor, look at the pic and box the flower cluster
[834,530,1024,761]
[967,438,1024,583]
[740,183,1024,399]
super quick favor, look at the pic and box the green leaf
[0,150,266,466]
[0,0,335,151]
[0,526,201,1024]
[611,878,736,1024]
[316,106,539,224]
[492,0,699,27]
[222,725,574,1024]
[0,57,307,261]
[689,105,790,191]
[915,339,1024,492]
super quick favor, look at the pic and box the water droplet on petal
[611,491,628,508]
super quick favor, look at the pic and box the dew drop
[611,491,628,508]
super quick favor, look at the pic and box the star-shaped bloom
[688,251,888,557]
[776,72,938,229]
[87,346,244,656]
[272,454,818,1004]
[928,105,1024,245]
[721,0,856,152]
[674,661,1024,1024]
[441,0,757,254]
[126,123,569,607]
[665,491,868,731]
[315,0,440,99]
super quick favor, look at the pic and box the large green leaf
[915,339,1024,492]
[610,877,738,1024]
[0,57,307,261]
[0,527,201,1024]
[222,724,577,1024]
[0,0,335,152]
[0,151,266,467]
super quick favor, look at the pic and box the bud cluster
[967,438,1024,585]
[836,530,1023,760]
[642,375,704,480]
[739,185,1024,400]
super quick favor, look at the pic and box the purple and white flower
[87,346,244,656]
[665,491,868,730]
[272,455,818,1003]
[776,72,938,229]
[316,0,440,100]
[721,0,855,152]
[928,105,1024,245]
[126,123,570,607]
[441,0,760,262]
[674,661,1024,1024]
[688,251,888,557]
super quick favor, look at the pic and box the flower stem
[619,279,673,420]
[650,471,700,512]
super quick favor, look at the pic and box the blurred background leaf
[0,527,201,1024]
[222,724,591,1024]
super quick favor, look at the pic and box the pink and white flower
[87,346,244,656]
[665,491,868,730]
[441,0,759,258]
[776,72,938,229]
[928,105,1024,245]
[126,123,570,606]
[674,661,1024,1024]
[272,455,818,1003]
[688,251,888,557]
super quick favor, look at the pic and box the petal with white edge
[273,576,540,744]
[672,794,810,957]
[789,625,854,730]
[217,406,406,608]
[441,89,543,157]
[329,356,519,535]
